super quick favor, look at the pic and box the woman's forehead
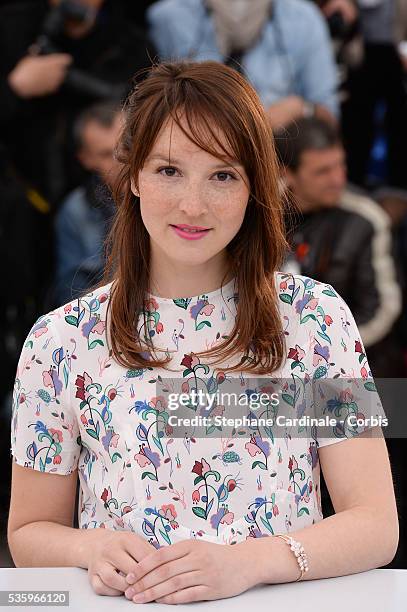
[149,114,239,163]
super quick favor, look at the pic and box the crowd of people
[1,0,407,567]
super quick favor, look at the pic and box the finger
[59,55,73,66]
[89,573,123,597]
[128,571,202,604]
[126,541,191,584]
[125,556,195,598]
[108,550,142,579]
[123,534,156,560]
[49,53,73,63]
[45,54,73,67]
[97,565,129,593]
[156,585,208,605]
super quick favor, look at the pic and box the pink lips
[171,224,211,241]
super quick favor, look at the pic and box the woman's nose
[177,184,209,217]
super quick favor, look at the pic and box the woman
[8,61,398,604]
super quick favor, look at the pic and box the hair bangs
[162,83,250,181]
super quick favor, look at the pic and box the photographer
[148,0,339,131]
[276,117,404,379]
[314,1,363,94]
[318,0,358,31]
[316,1,360,61]
[53,101,122,306]
[0,0,155,205]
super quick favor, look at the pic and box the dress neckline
[146,276,237,304]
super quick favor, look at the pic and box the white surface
[0,568,406,611]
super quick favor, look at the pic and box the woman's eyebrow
[147,153,181,164]
[212,160,243,170]
[147,153,243,169]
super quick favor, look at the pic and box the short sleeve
[311,283,387,448]
[11,313,81,474]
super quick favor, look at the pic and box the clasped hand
[87,529,260,605]
[124,538,259,605]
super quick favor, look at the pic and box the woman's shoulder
[274,271,338,305]
[274,270,348,329]
[29,282,113,346]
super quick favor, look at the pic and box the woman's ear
[130,178,140,198]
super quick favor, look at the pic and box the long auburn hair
[99,60,289,375]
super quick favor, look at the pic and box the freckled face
[134,116,250,269]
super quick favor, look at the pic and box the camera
[34,0,125,100]
[313,0,351,39]
[326,11,348,38]
[42,0,92,40]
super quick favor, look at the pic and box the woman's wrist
[74,527,108,569]
[233,539,267,588]
[237,535,307,585]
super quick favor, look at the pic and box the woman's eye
[214,171,236,182]
[159,167,178,177]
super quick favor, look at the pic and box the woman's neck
[148,258,234,299]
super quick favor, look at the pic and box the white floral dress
[11,273,385,548]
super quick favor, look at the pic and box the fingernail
[126,573,136,583]
[133,593,146,603]
[125,587,135,599]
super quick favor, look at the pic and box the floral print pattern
[11,273,385,548]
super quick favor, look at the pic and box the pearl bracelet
[274,534,309,581]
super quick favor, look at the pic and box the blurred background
[1,0,407,568]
